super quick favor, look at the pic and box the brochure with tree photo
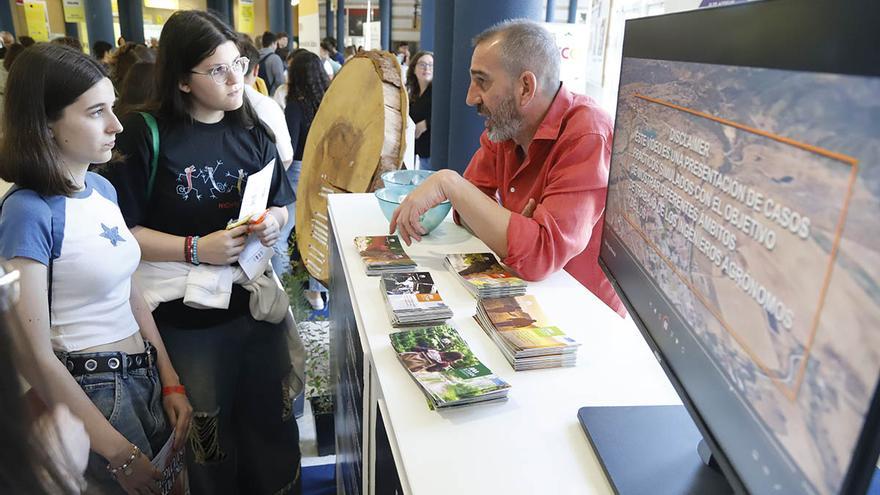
[389,324,510,409]
[354,235,417,275]
[476,295,579,370]
[444,253,526,298]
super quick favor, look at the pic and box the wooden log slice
[296,50,408,285]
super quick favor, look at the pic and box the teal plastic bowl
[375,186,452,235]
[381,169,435,189]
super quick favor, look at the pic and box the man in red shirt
[390,19,624,316]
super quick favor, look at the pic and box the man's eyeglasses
[190,57,249,84]
[416,62,434,70]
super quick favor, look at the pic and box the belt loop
[121,351,129,379]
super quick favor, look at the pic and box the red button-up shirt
[461,85,625,316]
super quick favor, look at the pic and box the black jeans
[158,313,301,495]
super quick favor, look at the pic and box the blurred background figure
[0,31,14,58]
[110,42,155,90]
[114,60,156,117]
[396,42,411,68]
[0,262,90,494]
[50,36,83,52]
[343,45,357,63]
[258,31,285,96]
[18,37,35,48]
[275,31,290,61]
[319,37,342,78]
[406,51,434,170]
[92,40,113,67]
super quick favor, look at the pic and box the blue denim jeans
[417,155,432,171]
[157,313,301,495]
[65,344,169,495]
[272,161,302,277]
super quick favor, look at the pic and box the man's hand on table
[390,169,454,245]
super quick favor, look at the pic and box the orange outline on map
[623,94,859,401]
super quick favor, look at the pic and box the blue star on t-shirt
[99,223,126,247]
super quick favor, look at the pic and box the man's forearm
[441,170,512,258]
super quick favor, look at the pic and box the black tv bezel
[599,0,880,493]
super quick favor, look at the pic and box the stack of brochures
[380,272,453,326]
[389,324,511,409]
[443,253,527,299]
[475,295,579,370]
[354,235,418,275]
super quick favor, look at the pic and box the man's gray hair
[472,19,561,97]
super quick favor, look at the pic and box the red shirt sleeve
[454,131,499,225]
[503,133,610,281]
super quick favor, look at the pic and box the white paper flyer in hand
[151,428,189,495]
[235,159,276,280]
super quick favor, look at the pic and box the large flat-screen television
[591,0,880,493]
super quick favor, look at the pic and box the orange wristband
[162,385,186,396]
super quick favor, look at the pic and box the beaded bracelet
[107,444,141,478]
[162,384,186,396]
[191,235,200,265]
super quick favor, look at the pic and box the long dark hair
[406,50,433,103]
[115,61,156,118]
[285,50,329,124]
[0,44,107,197]
[111,42,154,88]
[152,10,268,138]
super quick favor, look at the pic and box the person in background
[323,36,344,65]
[396,42,411,67]
[0,262,90,494]
[92,40,113,66]
[114,61,156,117]
[343,45,357,62]
[51,36,83,52]
[148,37,159,49]
[111,42,155,90]
[406,50,433,170]
[0,43,23,138]
[19,36,35,48]
[0,31,14,59]
[105,10,301,493]
[271,48,306,110]
[391,19,626,317]
[319,37,342,78]
[275,31,290,61]
[237,36,293,170]
[0,43,192,495]
[258,31,285,96]
[284,50,330,310]
[116,35,125,47]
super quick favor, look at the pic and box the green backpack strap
[138,112,159,199]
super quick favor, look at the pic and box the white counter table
[327,193,680,495]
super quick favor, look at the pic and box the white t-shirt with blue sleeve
[0,172,141,352]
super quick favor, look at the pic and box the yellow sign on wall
[239,0,254,34]
[62,0,85,22]
[145,0,180,9]
[299,0,317,17]
[23,0,49,42]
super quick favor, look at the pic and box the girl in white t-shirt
[0,44,192,495]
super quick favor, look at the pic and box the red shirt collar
[532,83,574,142]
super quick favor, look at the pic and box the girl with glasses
[405,51,435,171]
[0,44,192,495]
[103,10,300,495]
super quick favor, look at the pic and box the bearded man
[391,19,624,316]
